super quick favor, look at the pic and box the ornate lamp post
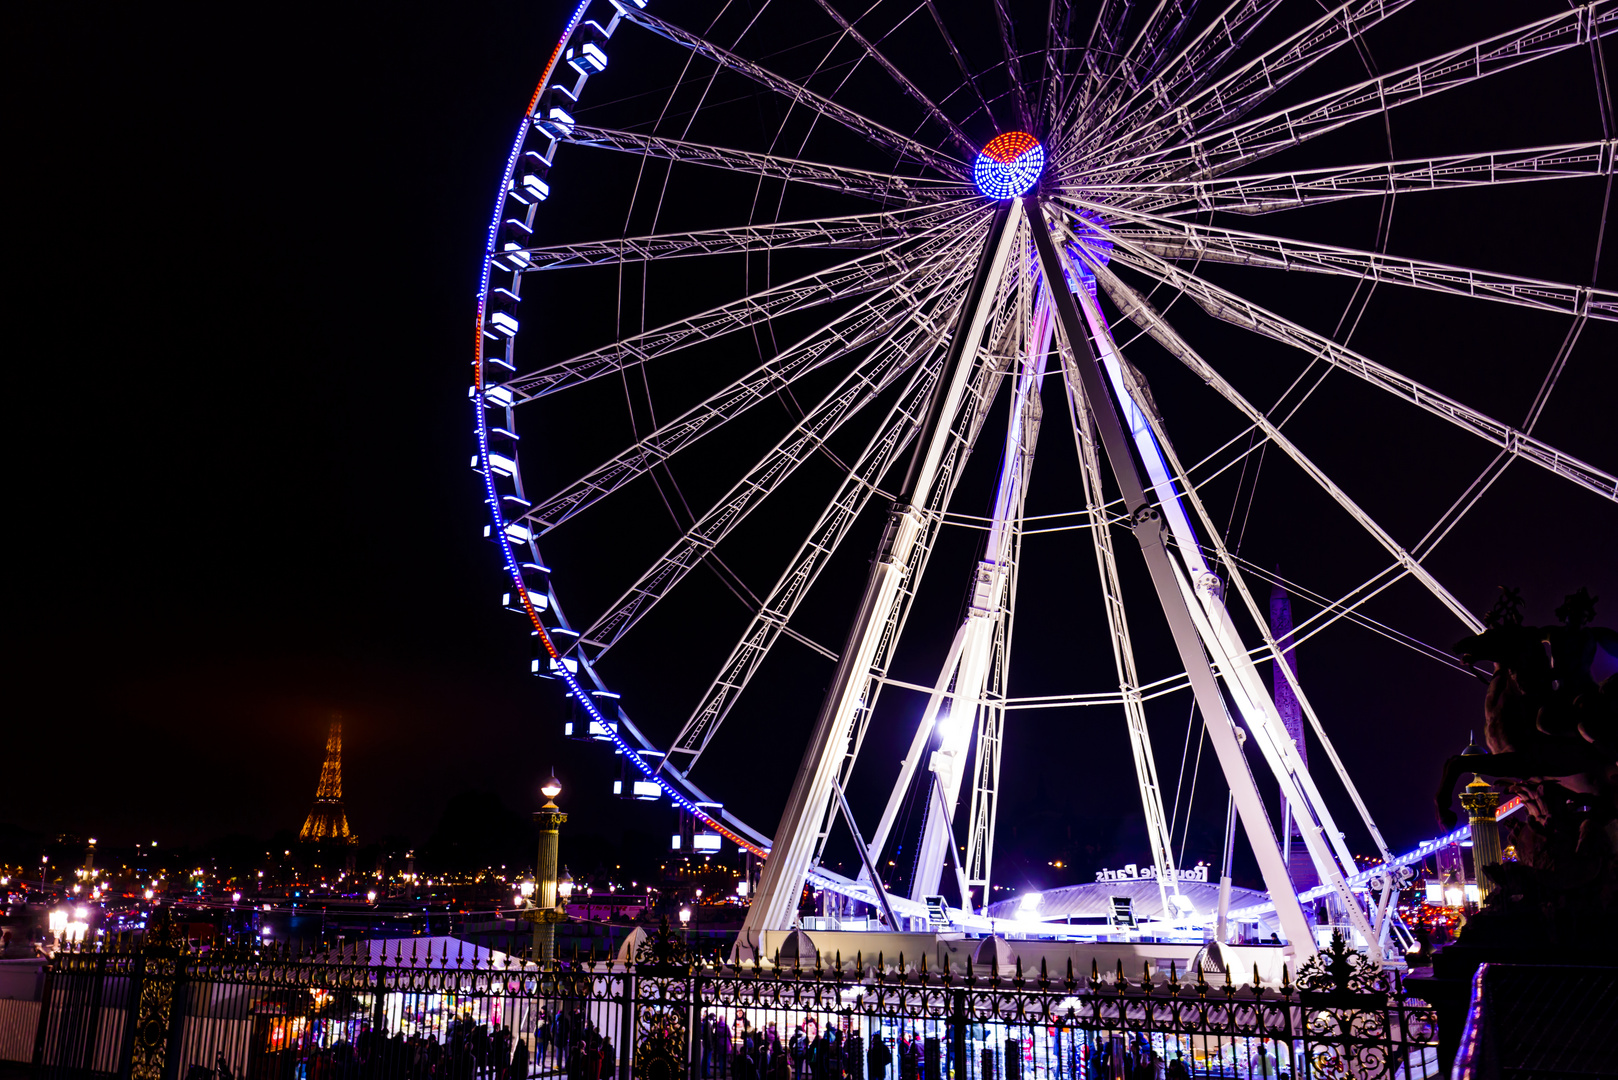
[1459,775,1502,904]
[530,773,569,962]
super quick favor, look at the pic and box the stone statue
[1435,588,1618,947]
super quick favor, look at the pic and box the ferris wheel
[470,0,1618,961]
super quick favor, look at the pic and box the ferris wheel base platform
[753,928,1297,986]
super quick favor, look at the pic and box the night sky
[9,0,1616,895]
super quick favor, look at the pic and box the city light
[678,907,691,925]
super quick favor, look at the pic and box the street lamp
[531,772,568,962]
[558,868,574,901]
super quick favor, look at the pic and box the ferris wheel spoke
[662,347,950,769]
[809,0,976,159]
[1100,239,1618,504]
[991,0,1033,131]
[502,222,977,400]
[616,6,966,178]
[1100,2,1618,186]
[1079,0,1414,173]
[508,202,976,270]
[563,126,969,204]
[518,227,987,534]
[670,246,1022,773]
[578,283,971,659]
[1040,0,1077,128]
[1084,141,1618,215]
[1079,203,1618,321]
[922,0,994,129]
[1070,0,1136,114]
[1086,257,1482,634]
[1070,0,1199,143]
[1072,0,1281,151]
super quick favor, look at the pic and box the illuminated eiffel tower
[299,716,356,844]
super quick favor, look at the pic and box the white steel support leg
[1028,198,1318,958]
[963,616,1010,914]
[1088,260,1427,871]
[1062,338,1180,924]
[913,354,1046,906]
[863,623,967,874]
[915,236,1048,910]
[1070,282,1383,960]
[736,202,1023,956]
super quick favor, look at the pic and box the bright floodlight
[974,132,1044,199]
[541,773,563,799]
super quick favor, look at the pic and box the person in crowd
[810,1030,830,1080]
[867,1033,892,1080]
[1164,1051,1188,1080]
[510,1036,531,1080]
[898,1035,919,1080]
[790,1025,809,1080]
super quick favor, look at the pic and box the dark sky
[8,1,1615,894]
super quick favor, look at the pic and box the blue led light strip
[469,0,766,858]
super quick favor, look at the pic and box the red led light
[981,131,1039,163]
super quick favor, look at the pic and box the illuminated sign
[1094,861,1210,883]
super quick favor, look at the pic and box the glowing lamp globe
[540,774,563,800]
[973,132,1044,199]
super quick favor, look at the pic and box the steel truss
[468,0,1617,967]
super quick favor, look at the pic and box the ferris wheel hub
[973,132,1044,199]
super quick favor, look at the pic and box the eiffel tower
[299,716,356,844]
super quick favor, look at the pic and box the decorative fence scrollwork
[28,924,1439,1080]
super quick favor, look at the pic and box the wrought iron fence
[29,923,1438,1080]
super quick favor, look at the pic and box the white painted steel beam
[911,332,1045,907]
[1082,142,1618,216]
[1028,199,1318,957]
[566,126,970,204]
[511,203,976,270]
[506,223,979,400]
[1061,333,1180,924]
[617,7,966,179]
[1102,239,1618,504]
[734,202,1023,957]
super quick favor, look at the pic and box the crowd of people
[240,1009,615,1080]
[227,1006,1285,1080]
[694,1012,907,1080]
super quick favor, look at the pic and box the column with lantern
[530,773,569,961]
[1459,775,1503,904]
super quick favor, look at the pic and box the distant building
[300,716,356,845]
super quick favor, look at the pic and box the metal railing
[29,920,1438,1080]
